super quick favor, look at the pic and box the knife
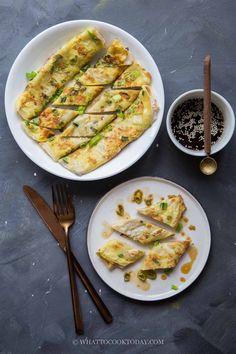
[23,185,113,324]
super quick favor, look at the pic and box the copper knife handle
[204,55,212,155]
[23,186,113,324]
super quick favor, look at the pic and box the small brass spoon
[200,55,217,175]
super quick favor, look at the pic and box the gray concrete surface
[0,0,236,353]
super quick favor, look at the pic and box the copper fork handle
[65,233,84,335]
[71,253,113,324]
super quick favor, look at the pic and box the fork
[52,183,84,335]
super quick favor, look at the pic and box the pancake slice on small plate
[112,218,175,244]
[141,239,191,270]
[138,195,186,229]
[96,239,144,269]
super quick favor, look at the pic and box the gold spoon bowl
[200,156,217,175]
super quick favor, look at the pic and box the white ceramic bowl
[166,89,235,156]
[5,20,164,181]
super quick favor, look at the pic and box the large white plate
[87,177,211,301]
[5,20,164,181]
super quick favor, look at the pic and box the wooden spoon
[200,55,217,175]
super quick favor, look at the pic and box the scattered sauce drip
[161,274,167,280]
[132,189,143,204]
[189,224,196,231]
[181,246,198,274]
[180,277,186,282]
[129,271,150,291]
[183,217,189,223]
[144,194,153,206]
[102,221,113,238]
[171,98,224,150]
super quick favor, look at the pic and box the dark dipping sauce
[171,98,224,150]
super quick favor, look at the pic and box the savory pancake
[113,63,151,88]
[60,86,153,175]
[41,113,116,160]
[138,195,186,229]
[96,39,130,66]
[52,84,103,106]
[22,120,54,142]
[16,28,105,120]
[78,66,126,86]
[96,239,144,269]
[112,218,175,244]
[86,89,139,113]
[141,240,191,270]
[30,107,78,129]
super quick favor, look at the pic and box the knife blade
[23,185,113,324]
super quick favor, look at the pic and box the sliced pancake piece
[31,107,78,129]
[86,89,139,113]
[96,239,144,269]
[138,195,186,229]
[22,120,54,142]
[96,39,130,67]
[112,219,175,244]
[113,63,151,88]
[60,86,153,175]
[41,113,115,161]
[78,66,126,86]
[16,28,105,120]
[52,84,103,106]
[141,240,191,270]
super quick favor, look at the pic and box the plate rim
[4,19,165,181]
[87,176,211,301]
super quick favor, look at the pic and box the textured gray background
[0,0,236,353]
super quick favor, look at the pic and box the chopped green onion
[171,285,178,291]
[124,272,131,282]
[137,270,147,282]
[73,122,79,127]
[87,30,98,40]
[89,134,102,147]
[112,94,121,102]
[76,106,86,115]
[143,270,157,280]
[116,204,124,217]
[132,189,143,204]
[118,253,124,258]
[149,240,160,249]
[160,202,168,210]
[117,111,124,118]
[121,136,129,142]
[26,71,37,80]
[79,142,87,148]
[80,64,90,73]
[60,96,67,103]
[164,268,173,275]
[62,157,68,163]
[176,223,183,232]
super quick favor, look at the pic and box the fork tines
[52,183,74,216]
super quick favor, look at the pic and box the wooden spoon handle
[204,55,212,155]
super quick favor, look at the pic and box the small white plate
[5,20,164,181]
[87,177,211,301]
